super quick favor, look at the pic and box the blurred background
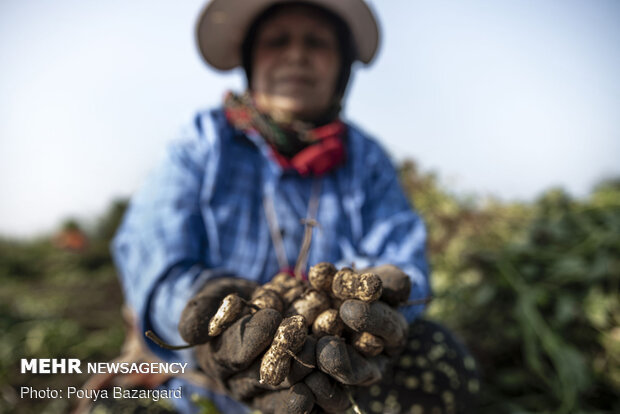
[1,0,618,413]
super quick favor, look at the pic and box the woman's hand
[178,277,258,345]
[176,266,413,413]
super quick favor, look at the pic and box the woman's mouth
[276,75,314,86]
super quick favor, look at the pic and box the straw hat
[196,0,380,71]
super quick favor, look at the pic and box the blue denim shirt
[112,108,430,413]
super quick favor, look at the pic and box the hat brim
[196,0,380,71]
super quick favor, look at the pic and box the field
[1,162,618,413]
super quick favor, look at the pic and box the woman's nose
[283,39,309,64]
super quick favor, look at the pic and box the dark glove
[229,334,353,414]
[177,268,412,413]
[227,336,316,402]
[250,371,353,414]
[316,335,384,386]
[251,383,315,414]
[314,266,410,387]
[195,307,283,392]
[364,264,412,306]
[178,275,325,413]
[178,276,258,345]
[342,264,412,357]
[339,299,409,355]
[177,276,285,385]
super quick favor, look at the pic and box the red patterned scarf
[224,92,346,176]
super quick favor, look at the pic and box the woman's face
[251,6,341,122]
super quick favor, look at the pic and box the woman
[113,1,474,412]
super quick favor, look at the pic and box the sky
[1,0,619,238]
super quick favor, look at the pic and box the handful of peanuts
[164,263,415,413]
